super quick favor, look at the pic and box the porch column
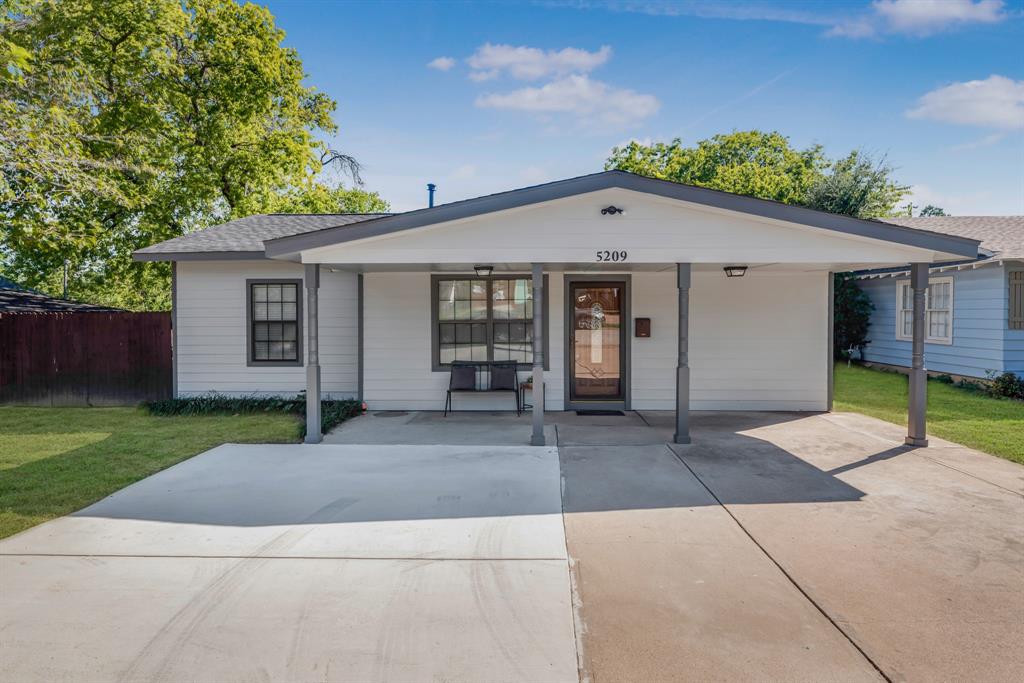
[304,263,322,444]
[674,263,691,444]
[531,263,545,446]
[906,262,929,447]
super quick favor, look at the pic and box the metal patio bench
[443,361,521,416]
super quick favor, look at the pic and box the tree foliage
[833,272,875,360]
[1,0,367,310]
[920,205,947,216]
[606,131,827,205]
[804,151,909,219]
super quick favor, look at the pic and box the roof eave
[133,250,266,262]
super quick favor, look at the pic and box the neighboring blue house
[856,216,1023,380]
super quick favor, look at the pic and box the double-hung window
[432,275,547,369]
[247,280,302,365]
[896,276,953,344]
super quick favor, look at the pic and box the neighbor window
[432,275,547,369]
[247,280,302,365]
[896,277,953,344]
[1010,271,1023,331]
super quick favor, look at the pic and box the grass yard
[0,407,302,539]
[834,363,1024,464]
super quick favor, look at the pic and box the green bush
[989,372,1024,401]
[145,394,361,437]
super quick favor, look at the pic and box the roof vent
[427,183,436,208]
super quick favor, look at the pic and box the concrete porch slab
[325,410,558,446]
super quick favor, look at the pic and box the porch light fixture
[723,265,748,278]
[601,205,624,215]
[474,265,493,277]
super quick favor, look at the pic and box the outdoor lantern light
[474,265,493,277]
[723,265,748,278]
[600,205,624,215]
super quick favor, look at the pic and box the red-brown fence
[0,312,172,406]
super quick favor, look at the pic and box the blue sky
[266,0,1022,214]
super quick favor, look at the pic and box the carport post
[674,263,691,445]
[305,263,322,444]
[906,262,928,447]
[531,263,545,446]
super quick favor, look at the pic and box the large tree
[606,130,908,217]
[1,0,365,309]
[606,131,828,205]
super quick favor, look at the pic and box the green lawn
[833,363,1024,464]
[0,407,302,539]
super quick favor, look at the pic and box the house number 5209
[596,250,628,262]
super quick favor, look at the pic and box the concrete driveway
[0,444,578,683]
[2,410,1022,682]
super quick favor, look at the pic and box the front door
[568,281,626,407]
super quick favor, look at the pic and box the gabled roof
[262,171,979,259]
[133,171,981,262]
[878,216,1024,260]
[134,213,392,261]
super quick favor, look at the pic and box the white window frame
[896,276,954,345]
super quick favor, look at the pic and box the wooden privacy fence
[0,312,172,406]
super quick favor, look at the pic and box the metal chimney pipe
[427,183,436,208]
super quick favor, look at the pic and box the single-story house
[134,171,979,445]
[855,216,1023,380]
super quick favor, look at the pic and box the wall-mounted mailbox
[635,317,651,338]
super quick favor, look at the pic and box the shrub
[833,272,874,359]
[145,394,361,437]
[988,372,1024,401]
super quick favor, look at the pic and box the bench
[443,361,521,416]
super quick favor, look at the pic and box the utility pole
[62,258,68,299]
[904,202,918,217]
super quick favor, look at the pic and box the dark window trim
[246,278,304,367]
[430,273,550,372]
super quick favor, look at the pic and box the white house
[134,171,979,445]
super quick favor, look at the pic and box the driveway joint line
[557,446,588,683]
[912,454,1023,498]
[0,553,569,561]
[664,444,893,683]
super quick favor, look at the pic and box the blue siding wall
[1006,266,1024,375]
[858,266,1008,379]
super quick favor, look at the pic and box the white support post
[531,263,545,446]
[905,262,928,447]
[674,263,691,445]
[305,263,322,444]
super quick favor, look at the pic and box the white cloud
[828,0,1006,38]
[467,43,612,81]
[475,74,660,128]
[907,75,1024,130]
[427,56,456,71]
[949,132,1007,151]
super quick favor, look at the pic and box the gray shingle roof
[879,216,1024,260]
[134,213,392,257]
[0,287,123,313]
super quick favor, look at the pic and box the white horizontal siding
[630,269,828,411]
[304,188,933,266]
[175,261,358,398]
[363,269,828,412]
[362,273,565,411]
